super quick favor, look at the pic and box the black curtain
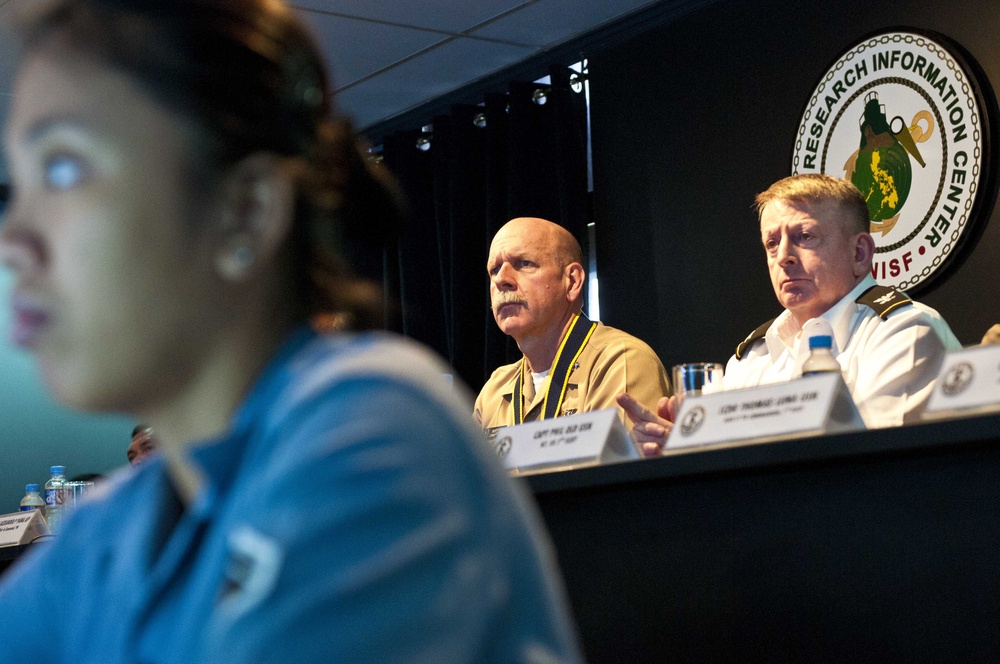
[379,65,589,392]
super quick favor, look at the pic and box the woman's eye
[43,154,87,190]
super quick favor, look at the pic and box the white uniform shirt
[722,276,962,428]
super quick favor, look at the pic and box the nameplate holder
[0,510,48,548]
[487,408,637,475]
[667,373,866,450]
[924,345,1000,419]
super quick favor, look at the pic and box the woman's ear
[213,152,296,281]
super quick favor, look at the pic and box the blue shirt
[0,329,582,663]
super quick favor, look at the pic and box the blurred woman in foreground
[0,1,580,661]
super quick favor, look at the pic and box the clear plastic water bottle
[44,466,67,534]
[802,335,841,376]
[20,483,45,512]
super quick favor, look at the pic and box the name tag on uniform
[924,345,1000,419]
[487,408,637,475]
[0,510,48,547]
[667,373,865,450]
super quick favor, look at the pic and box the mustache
[491,293,527,314]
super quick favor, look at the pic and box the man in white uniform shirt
[619,174,960,455]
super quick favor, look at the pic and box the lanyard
[512,313,597,425]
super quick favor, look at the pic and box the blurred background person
[127,425,158,466]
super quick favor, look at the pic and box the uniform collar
[767,275,877,358]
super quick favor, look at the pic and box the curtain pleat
[378,66,589,393]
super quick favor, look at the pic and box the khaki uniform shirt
[474,323,670,428]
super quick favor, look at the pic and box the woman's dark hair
[16,0,404,329]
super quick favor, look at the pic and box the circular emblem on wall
[940,361,974,396]
[679,405,706,437]
[792,30,997,293]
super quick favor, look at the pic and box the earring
[233,244,254,269]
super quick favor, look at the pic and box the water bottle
[44,465,67,535]
[20,483,45,512]
[802,335,841,376]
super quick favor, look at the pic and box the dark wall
[591,0,1000,373]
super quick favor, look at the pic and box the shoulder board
[735,318,775,360]
[855,285,912,320]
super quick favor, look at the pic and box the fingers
[617,392,664,425]
[636,420,673,457]
[619,391,673,458]
[667,395,680,422]
[640,442,662,458]
[632,420,670,441]
[616,392,651,423]
[656,395,680,423]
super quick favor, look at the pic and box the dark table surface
[525,411,1000,663]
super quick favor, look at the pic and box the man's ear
[564,262,586,302]
[852,232,876,278]
[213,152,296,282]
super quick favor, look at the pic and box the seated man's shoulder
[855,285,961,349]
[483,359,522,385]
[588,322,660,360]
[735,318,777,360]
[855,284,914,320]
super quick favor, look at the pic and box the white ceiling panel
[470,0,661,45]
[296,9,450,87]
[0,0,694,182]
[334,36,536,128]
[291,0,537,35]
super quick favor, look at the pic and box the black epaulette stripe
[735,318,775,360]
[542,314,597,421]
[856,284,913,320]
[512,361,524,426]
[511,313,598,425]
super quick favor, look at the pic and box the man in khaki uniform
[475,217,670,428]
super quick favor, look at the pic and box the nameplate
[487,408,637,475]
[667,373,866,450]
[925,345,1000,418]
[0,510,48,547]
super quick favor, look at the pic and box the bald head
[493,217,584,269]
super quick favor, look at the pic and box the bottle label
[802,368,841,377]
[19,505,41,512]
[45,489,64,506]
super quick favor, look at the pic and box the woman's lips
[9,296,50,348]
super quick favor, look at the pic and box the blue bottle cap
[25,483,39,492]
[808,335,833,349]
[50,465,65,475]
